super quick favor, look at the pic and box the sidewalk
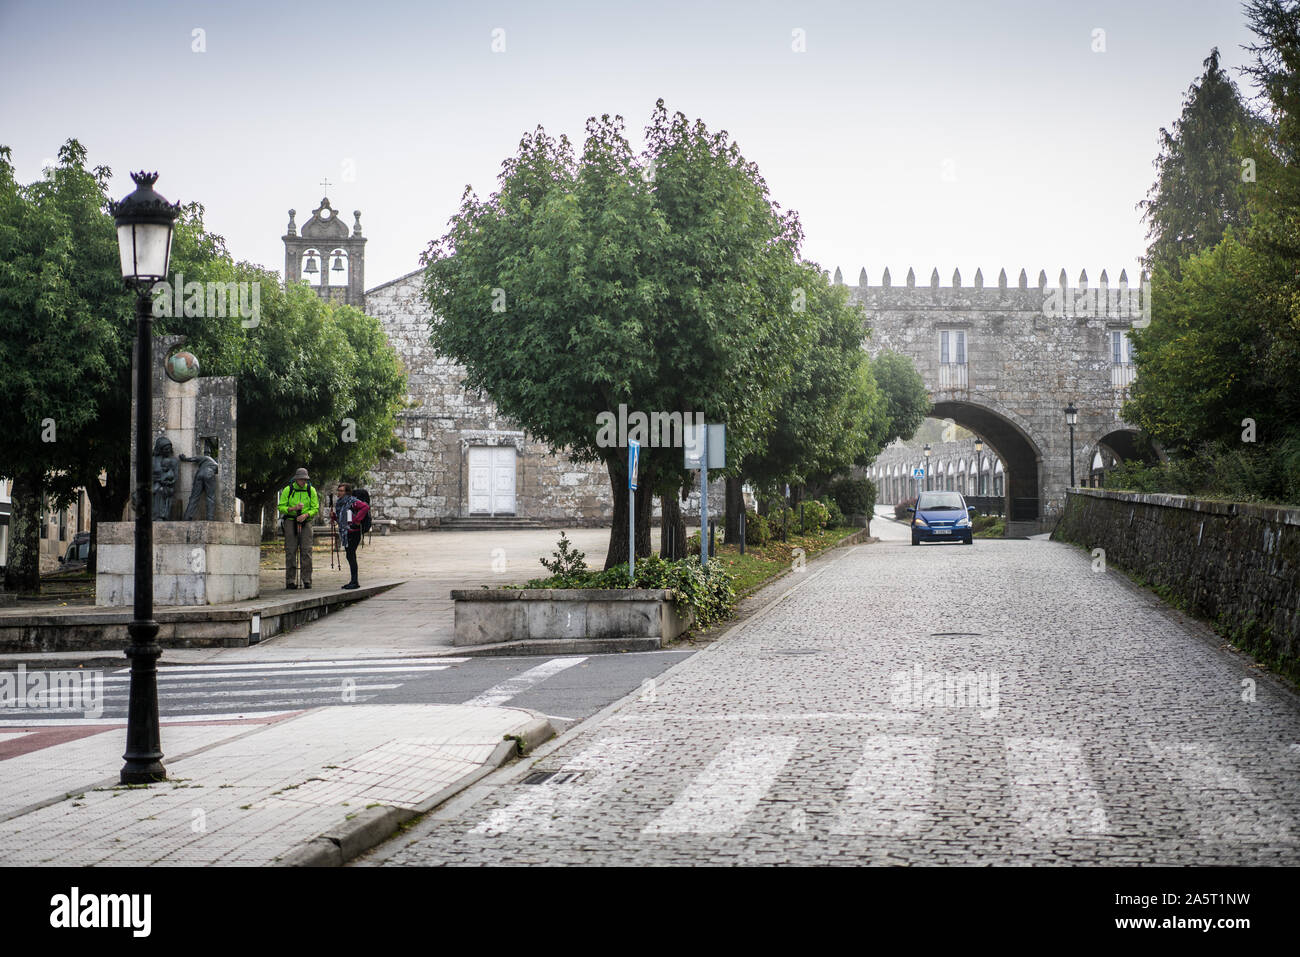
[0,704,551,866]
[2,528,612,668]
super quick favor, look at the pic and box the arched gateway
[847,266,1147,533]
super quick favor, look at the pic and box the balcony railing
[1111,363,1136,390]
[938,362,968,390]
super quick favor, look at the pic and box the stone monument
[96,335,261,606]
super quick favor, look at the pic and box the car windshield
[918,492,965,510]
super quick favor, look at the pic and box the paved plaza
[368,522,1300,866]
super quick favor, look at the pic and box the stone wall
[1052,488,1300,682]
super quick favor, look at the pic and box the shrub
[539,532,587,577]
[744,509,771,546]
[829,477,876,516]
[799,499,830,530]
[893,496,916,521]
[819,497,845,528]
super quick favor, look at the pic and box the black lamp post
[1064,401,1078,488]
[923,443,931,493]
[973,438,984,494]
[111,172,179,785]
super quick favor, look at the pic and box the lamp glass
[117,221,173,283]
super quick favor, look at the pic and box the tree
[866,350,931,453]
[0,141,126,591]
[1138,48,1259,278]
[423,103,808,568]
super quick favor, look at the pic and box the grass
[705,525,864,597]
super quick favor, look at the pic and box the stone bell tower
[283,195,367,307]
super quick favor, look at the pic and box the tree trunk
[659,489,687,560]
[724,476,744,545]
[83,472,130,578]
[605,456,629,570]
[636,478,653,560]
[4,471,43,593]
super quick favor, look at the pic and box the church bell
[304,254,319,274]
[332,255,345,272]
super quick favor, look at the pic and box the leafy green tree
[423,104,807,568]
[1138,48,1258,279]
[866,349,931,453]
[0,141,126,591]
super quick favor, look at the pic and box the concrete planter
[450,588,692,648]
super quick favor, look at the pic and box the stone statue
[180,437,220,521]
[151,436,179,521]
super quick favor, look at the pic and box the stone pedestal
[95,522,260,607]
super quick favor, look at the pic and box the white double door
[468,445,517,515]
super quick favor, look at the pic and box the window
[941,330,967,364]
[1110,330,1134,365]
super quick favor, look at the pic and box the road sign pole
[699,428,708,568]
[629,441,639,580]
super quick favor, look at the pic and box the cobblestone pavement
[369,533,1300,865]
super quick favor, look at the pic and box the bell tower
[283,195,367,307]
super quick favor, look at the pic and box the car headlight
[913,516,929,528]
[955,517,971,527]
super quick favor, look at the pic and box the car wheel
[911,536,919,546]
[963,535,973,545]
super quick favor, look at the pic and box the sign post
[685,423,726,569]
[628,440,640,579]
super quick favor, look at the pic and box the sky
[0,0,1262,288]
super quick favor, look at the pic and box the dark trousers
[344,530,360,584]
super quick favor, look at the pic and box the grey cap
[293,467,310,482]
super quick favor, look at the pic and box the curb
[276,713,554,867]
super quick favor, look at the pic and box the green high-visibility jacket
[278,482,319,520]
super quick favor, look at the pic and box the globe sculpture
[165,351,200,383]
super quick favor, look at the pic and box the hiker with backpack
[334,482,370,590]
[278,467,319,589]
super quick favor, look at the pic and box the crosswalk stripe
[1005,737,1108,836]
[87,684,401,701]
[470,736,657,836]
[1150,741,1294,843]
[643,735,798,836]
[831,735,937,835]
[101,665,450,682]
[463,657,587,707]
[108,657,468,675]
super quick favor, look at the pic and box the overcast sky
[0,0,1261,289]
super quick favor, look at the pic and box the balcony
[938,362,968,390]
[1111,363,1136,391]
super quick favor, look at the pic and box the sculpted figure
[180,437,220,521]
[151,436,179,521]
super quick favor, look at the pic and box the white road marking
[1005,737,1108,836]
[1151,741,1295,843]
[108,657,468,675]
[462,657,588,707]
[91,684,401,700]
[0,711,300,726]
[615,712,914,722]
[469,736,656,836]
[101,665,450,682]
[831,735,936,836]
[642,735,799,836]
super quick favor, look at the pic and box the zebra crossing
[470,732,1299,843]
[92,657,470,720]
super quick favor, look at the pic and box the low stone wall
[1052,488,1300,680]
[451,588,692,647]
[96,521,260,607]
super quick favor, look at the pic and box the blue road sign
[629,440,640,490]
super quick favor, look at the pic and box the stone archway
[931,399,1046,525]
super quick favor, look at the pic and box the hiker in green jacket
[278,467,319,589]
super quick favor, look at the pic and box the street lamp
[111,171,179,785]
[973,438,984,494]
[1064,401,1079,488]
[923,443,932,493]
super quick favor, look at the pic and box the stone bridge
[842,265,1151,534]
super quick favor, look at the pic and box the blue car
[908,491,976,545]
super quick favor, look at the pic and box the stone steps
[437,517,545,531]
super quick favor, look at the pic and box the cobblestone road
[368,531,1300,865]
